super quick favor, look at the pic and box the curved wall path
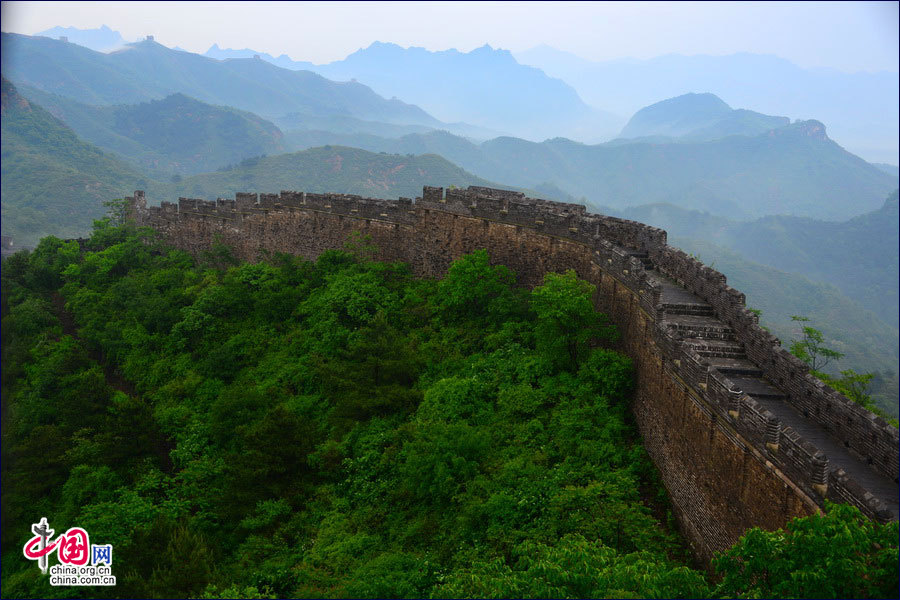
[128,185,898,563]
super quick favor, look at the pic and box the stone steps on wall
[664,315,737,341]
[662,302,715,317]
[684,338,747,359]
[628,251,654,271]
[727,375,788,400]
[705,356,763,378]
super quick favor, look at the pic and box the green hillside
[146,145,502,202]
[0,77,147,246]
[281,124,898,220]
[719,193,899,328]
[19,87,286,175]
[0,84,517,245]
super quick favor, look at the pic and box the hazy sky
[2,1,898,72]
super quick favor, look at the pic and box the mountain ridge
[1,76,145,245]
[618,92,791,141]
[515,46,899,163]
[17,86,287,175]
[1,32,441,126]
[281,119,898,220]
[204,40,624,142]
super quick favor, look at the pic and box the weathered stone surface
[127,186,899,563]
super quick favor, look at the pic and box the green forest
[1,213,897,599]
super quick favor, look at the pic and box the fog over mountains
[516,45,899,164]
[207,40,621,142]
[1,33,439,127]
[35,23,128,52]
[205,38,898,163]
[2,26,898,413]
[285,116,896,221]
[616,93,790,141]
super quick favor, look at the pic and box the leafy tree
[789,315,844,371]
[436,248,517,322]
[102,197,130,227]
[830,368,876,410]
[315,312,424,424]
[789,316,886,418]
[434,534,709,598]
[713,502,899,599]
[531,270,618,370]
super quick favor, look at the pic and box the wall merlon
[235,193,258,210]
[445,187,467,206]
[258,193,278,209]
[422,186,443,203]
[829,468,893,521]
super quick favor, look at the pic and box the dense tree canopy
[1,220,896,598]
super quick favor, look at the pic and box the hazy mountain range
[18,87,287,175]
[35,24,129,52]
[205,39,898,162]
[1,76,143,243]
[516,45,899,164]
[617,92,790,141]
[19,26,897,163]
[1,28,897,412]
[206,41,622,142]
[1,33,438,127]
[312,42,623,142]
[284,117,897,221]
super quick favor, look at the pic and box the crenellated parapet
[127,185,898,560]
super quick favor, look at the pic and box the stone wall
[127,186,898,561]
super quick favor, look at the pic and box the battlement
[127,184,898,559]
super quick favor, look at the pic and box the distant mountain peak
[650,92,732,112]
[618,92,801,142]
[361,41,403,53]
[34,24,128,52]
[620,92,734,139]
[799,119,827,139]
[774,119,829,140]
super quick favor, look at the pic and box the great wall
[127,185,899,562]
